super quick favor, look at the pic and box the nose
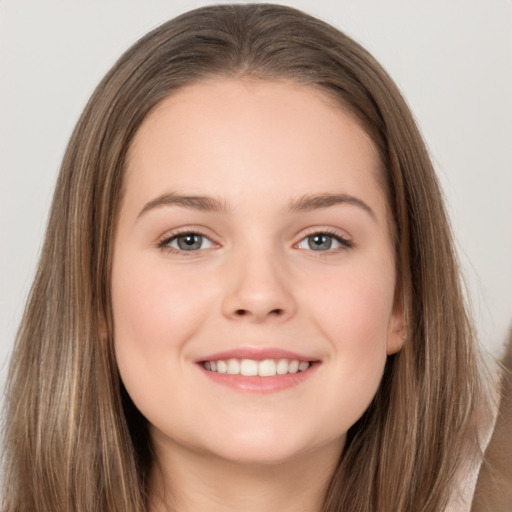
[221,249,297,323]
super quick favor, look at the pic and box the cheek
[110,253,218,428]
[112,256,212,351]
[110,252,218,408]
[308,262,395,349]
[301,259,395,419]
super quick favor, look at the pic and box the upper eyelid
[157,226,216,244]
[297,226,352,242]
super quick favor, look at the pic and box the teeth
[288,360,299,374]
[276,359,289,375]
[217,360,227,373]
[203,358,311,376]
[298,361,309,372]
[240,359,258,376]
[258,359,276,377]
[227,358,240,375]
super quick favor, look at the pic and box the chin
[198,425,344,467]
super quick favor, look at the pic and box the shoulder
[470,329,512,512]
[444,393,497,512]
[445,330,512,512]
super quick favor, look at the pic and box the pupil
[309,234,331,251]
[178,234,202,250]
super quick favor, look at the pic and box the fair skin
[111,78,404,512]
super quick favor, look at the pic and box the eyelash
[298,228,353,253]
[157,228,215,255]
[157,228,352,254]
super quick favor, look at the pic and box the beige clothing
[446,360,501,512]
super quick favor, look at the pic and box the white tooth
[227,358,241,375]
[204,361,211,371]
[276,359,289,375]
[298,361,310,372]
[240,359,258,376]
[217,360,227,373]
[210,361,217,372]
[258,359,277,377]
[288,360,299,374]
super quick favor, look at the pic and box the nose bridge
[222,241,296,322]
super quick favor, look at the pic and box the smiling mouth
[201,358,312,377]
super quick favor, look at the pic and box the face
[111,79,404,466]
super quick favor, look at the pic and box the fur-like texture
[471,329,512,511]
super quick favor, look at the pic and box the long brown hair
[2,4,490,511]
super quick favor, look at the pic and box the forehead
[124,78,387,218]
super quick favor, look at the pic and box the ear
[386,297,406,355]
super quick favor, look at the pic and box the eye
[297,232,351,252]
[160,232,215,252]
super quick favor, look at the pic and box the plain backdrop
[1,0,511,392]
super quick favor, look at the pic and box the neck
[148,437,343,512]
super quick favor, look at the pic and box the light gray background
[1,0,511,391]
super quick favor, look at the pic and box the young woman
[1,4,495,511]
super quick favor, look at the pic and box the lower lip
[197,363,319,393]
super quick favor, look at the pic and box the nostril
[234,308,283,317]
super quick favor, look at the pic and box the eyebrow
[289,193,376,220]
[137,191,376,220]
[137,192,227,219]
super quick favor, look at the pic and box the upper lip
[194,347,319,363]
